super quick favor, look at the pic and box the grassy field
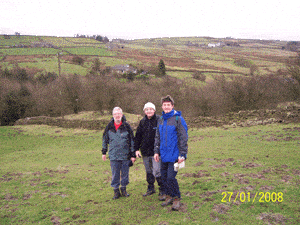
[1,121,299,224]
[0,35,297,80]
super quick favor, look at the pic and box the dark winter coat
[134,114,160,157]
[102,116,135,161]
[154,109,188,163]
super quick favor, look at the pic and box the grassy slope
[0,35,296,78]
[1,122,299,224]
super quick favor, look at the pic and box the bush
[36,72,57,85]
[0,86,33,126]
[192,71,206,81]
[72,56,84,65]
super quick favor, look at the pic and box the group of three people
[102,95,188,211]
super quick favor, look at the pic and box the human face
[144,107,155,119]
[113,110,123,124]
[162,102,174,113]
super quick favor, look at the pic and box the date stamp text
[221,192,283,203]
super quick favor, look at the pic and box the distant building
[208,42,226,48]
[111,39,128,44]
[111,64,137,74]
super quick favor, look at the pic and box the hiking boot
[171,197,181,211]
[161,196,173,207]
[143,189,156,197]
[159,194,167,201]
[120,187,130,197]
[113,188,121,200]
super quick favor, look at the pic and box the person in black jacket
[135,102,163,196]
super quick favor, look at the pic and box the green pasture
[1,121,299,224]
[61,47,116,56]
[40,37,103,48]
[15,56,88,75]
[0,35,41,47]
[0,48,61,56]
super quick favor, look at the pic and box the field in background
[0,35,296,78]
[1,120,299,224]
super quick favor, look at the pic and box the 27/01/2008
[221,192,283,203]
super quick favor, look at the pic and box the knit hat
[143,102,156,111]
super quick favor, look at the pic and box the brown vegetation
[1,63,299,126]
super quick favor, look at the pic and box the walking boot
[143,185,156,196]
[161,195,173,207]
[120,186,130,197]
[171,197,181,211]
[112,188,121,200]
[159,194,167,201]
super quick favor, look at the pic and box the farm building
[111,64,137,74]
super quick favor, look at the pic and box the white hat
[143,102,156,111]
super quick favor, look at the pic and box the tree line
[0,55,299,126]
[74,34,109,43]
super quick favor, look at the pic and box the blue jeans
[160,162,180,198]
[110,160,130,189]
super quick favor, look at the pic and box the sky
[1,0,300,41]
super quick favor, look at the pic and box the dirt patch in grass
[260,185,275,191]
[242,162,262,168]
[194,161,204,166]
[213,203,230,214]
[210,163,226,169]
[51,216,61,225]
[257,212,288,225]
[182,170,210,178]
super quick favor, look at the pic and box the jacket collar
[162,109,181,120]
[162,109,175,120]
[144,113,157,120]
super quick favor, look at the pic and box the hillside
[1,35,300,127]
[0,35,297,80]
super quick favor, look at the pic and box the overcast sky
[1,0,300,41]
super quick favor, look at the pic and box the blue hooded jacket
[154,109,188,162]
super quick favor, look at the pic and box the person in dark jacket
[154,95,188,211]
[102,107,136,200]
[135,102,163,196]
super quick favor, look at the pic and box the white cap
[143,102,156,111]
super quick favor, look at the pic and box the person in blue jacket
[154,95,188,211]
[102,107,136,200]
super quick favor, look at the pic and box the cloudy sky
[1,0,300,41]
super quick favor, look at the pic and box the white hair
[112,107,123,115]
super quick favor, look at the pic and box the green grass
[0,35,296,82]
[16,56,88,75]
[0,35,42,47]
[62,47,116,56]
[0,48,61,56]
[1,122,299,224]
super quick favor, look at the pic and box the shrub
[157,59,166,77]
[72,56,84,65]
[36,72,58,85]
[0,86,33,126]
[192,71,206,81]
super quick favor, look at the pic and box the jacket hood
[162,109,181,120]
